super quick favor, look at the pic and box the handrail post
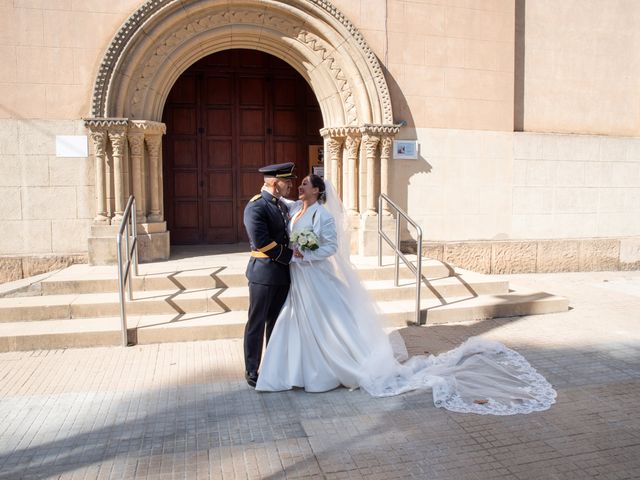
[394,214,400,287]
[125,220,132,301]
[377,193,425,326]
[116,195,139,347]
[416,227,423,325]
[116,235,128,347]
[377,195,382,267]
[133,197,139,277]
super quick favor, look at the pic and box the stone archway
[84,0,400,263]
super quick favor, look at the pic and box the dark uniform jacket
[243,190,293,285]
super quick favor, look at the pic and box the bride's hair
[308,174,327,203]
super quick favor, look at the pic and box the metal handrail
[378,194,423,325]
[116,196,139,347]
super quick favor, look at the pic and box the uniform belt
[250,251,269,258]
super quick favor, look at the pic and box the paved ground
[0,270,639,479]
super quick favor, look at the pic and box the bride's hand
[293,248,304,259]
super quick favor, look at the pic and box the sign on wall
[393,140,418,160]
[56,135,88,158]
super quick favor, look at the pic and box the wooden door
[163,49,322,244]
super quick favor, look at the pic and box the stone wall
[389,130,640,243]
[403,238,640,274]
[518,0,640,136]
[0,119,93,258]
[0,254,87,284]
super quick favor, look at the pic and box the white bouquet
[291,228,319,251]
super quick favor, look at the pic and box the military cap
[259,162,297,179]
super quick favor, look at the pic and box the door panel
[163,49,322,244]
[239,141,265,167]
[206,140,232,168]
[206,109,232,136]
[172,140,197,167]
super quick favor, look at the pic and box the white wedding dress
[256,187,556,415]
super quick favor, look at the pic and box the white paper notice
[56,135,88,157]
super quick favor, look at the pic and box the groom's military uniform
[243,162,296,387]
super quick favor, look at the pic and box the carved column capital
[344,133,361,158]
[89,131,107,156]
[361,133,380,158]
[108,128,127,156]
[127,132,145,155]
[145,134,162,157]
[380,136,393,158]
[325,136,344,157]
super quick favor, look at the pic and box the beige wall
[512,132,640,238]
[390,128,640,242]
[519,0,640,136]
[0,0,639,258]
[0,119,92,254]
[336,0,516,132]
[0,0,138,120]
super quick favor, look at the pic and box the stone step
[0,290,569,352]
[0,273,509,322]
[38,258,453,294]
[0,312,247,352]
[380,290,570,325]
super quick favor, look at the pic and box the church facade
[1,0,639,281]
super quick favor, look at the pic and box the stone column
[325,136,344,196]
[127,131,147,223]
[88,131,110,224]
[362,133,380,215]
[108,128,127,223]
[344,133,361,215]
[146,133,163,223]
[380,136,393,215]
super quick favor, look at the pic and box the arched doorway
[85,0,400,263]
[162,49,323,244]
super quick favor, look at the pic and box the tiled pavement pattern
[0,271,639,479]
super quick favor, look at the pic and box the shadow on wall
[381,64,433,241]
[514,0,526,131]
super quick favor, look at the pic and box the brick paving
[0,270,639,479]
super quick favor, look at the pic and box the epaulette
[250,194,262,202]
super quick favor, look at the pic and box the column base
[88,222,170,265]
[358,213,396,256]
[93,215,111,225]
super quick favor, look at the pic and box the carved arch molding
[85,0,401,259]
[91,0,395,127]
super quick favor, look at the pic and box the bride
[255,174,556,415]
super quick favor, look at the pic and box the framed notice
[393,140,418,160]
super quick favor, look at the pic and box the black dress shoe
[245,371,258,388]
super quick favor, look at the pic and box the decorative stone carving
[344,133,361,215]
[108,128,128,223]
[145,134,164,223]
[127,132,147,223]
[324,136,344,195]
[91,0,393,128]
[379,136,393,215]
[361,133,380,214]
[88,131,110,224]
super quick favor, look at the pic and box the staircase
[0,246,569,352]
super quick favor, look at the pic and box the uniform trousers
[244,282,290,374]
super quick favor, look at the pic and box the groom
[242,162,296,388]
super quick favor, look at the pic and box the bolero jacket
[288,201,338,262]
